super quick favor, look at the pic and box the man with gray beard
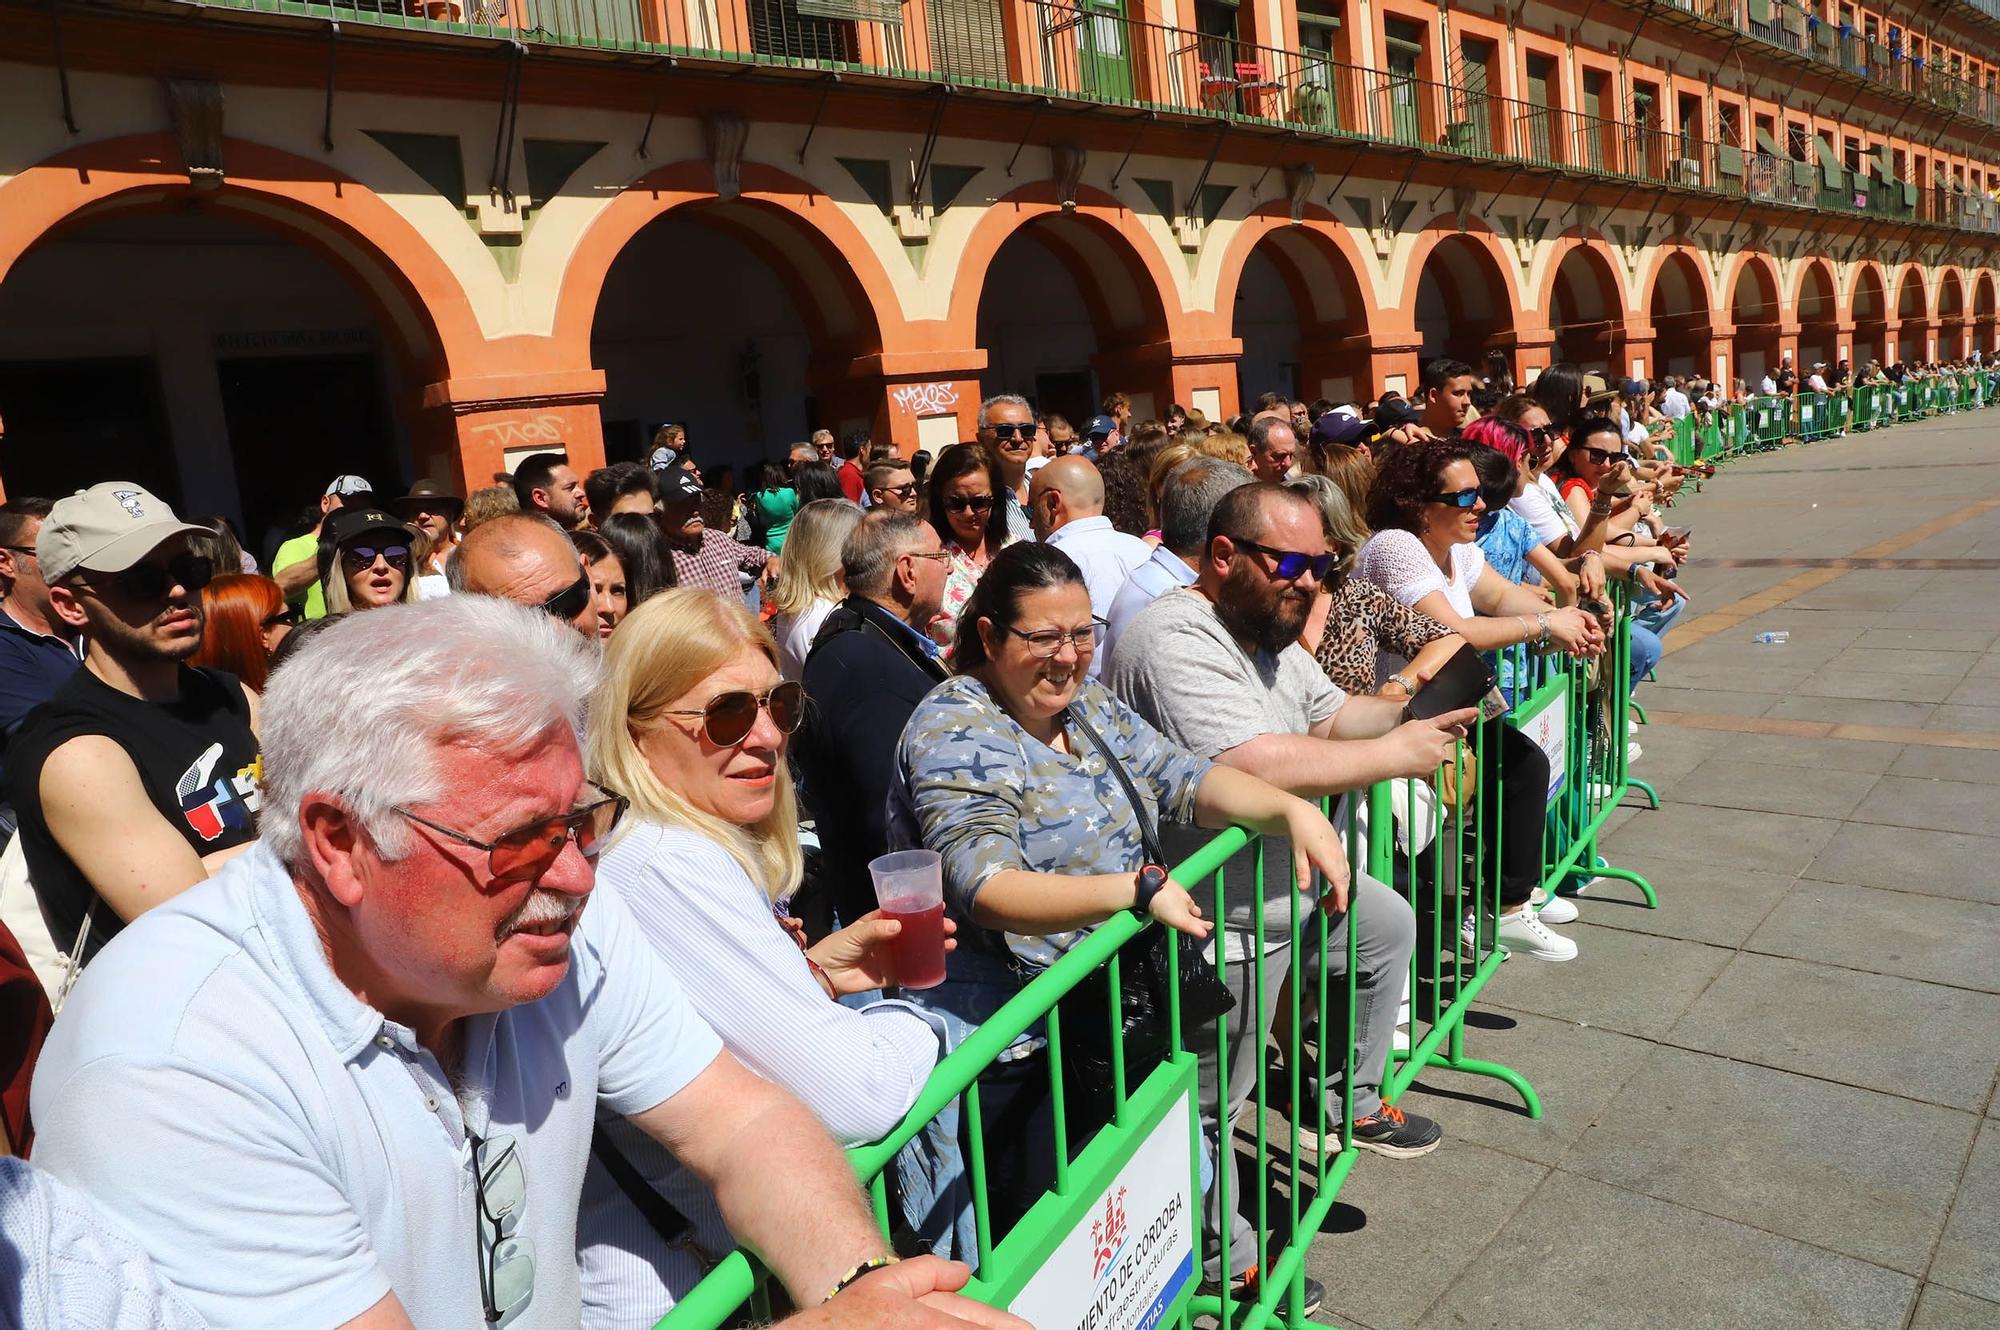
[28,597,1011,1330]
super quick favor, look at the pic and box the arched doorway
[1851,265,1889,368]
[1228,228,1369,408]
[1413,233,1514,369]
[1547,244,1624,373]
[590,202,885,473]
[1648,250,1711,378]
[1895,267,1928,364]
[1729,257,1783,384]
[976,215,1169,428]
[0,209,417,561]
[1795,259,1840,371]
[1975,273,1998,356]
[1938,271,1967,360]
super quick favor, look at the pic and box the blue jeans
[1627,584,1685,690]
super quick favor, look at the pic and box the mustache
[495,889,582,940]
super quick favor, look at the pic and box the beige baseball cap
[37,482,208,586]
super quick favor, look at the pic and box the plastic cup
[868,849,947,991]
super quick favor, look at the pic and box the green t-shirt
[273,532,326,620]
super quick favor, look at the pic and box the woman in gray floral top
[895,542,1349,1242]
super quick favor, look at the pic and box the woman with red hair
[191,574,293,691]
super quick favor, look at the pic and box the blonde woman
[769,497,863,679]
[576,589,949,1327]
[314,507,421,614]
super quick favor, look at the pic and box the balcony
[146,0,2000,237]
[1660,0,2000,135]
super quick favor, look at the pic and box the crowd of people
[0,358,1703,1328]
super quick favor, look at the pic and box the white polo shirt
[1044,515,1154,674]
[30,841,723,1329]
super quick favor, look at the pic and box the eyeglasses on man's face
[986,422,1036,442]
[540,574,592,623]
[88,552,215,603]
[394,787,628,883]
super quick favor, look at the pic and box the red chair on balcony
[1233,59,1281,113]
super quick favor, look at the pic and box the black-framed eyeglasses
[664,680,806,747]
[987,423,1036,441]
[393,788,627,882]
[469,1130,535,1324]
[877,482,920,500]
[1232,537,1334,582]
[340,544,410,572]
[90,553,214,602]
[1579,446,1631,465]
[1528,425,1561,449]
[540,574,592,623]
[1003,617,1107,657]
[944,494,995,514]
[1428,488,1482,509]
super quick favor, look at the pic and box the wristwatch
[1132,863,1170,915]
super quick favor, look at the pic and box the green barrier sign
[995,1062,1199,1330]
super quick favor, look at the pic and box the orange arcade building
[5,0,2000,541]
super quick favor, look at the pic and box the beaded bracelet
[824,1256,897,1304]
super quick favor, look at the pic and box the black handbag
[1058,710,1237,1096]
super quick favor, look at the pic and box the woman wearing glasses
[924,443,1014,647]
[898,543,1351,1245]
[1356,438,1602,961]
[577,588,949,1327]
[314,507,420,614]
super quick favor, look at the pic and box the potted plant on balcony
[1445,119,1479,151]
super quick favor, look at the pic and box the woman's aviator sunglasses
[664,680,807,747]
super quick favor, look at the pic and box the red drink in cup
[868,849,947,991]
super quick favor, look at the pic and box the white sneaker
[1530,885,1580,924]
[1628,741,1644,761]
[1628,718,1639,736]
[1496,907,1579,961]
[1589,781,1620,802]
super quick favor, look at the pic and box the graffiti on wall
[468,414,569,450]
[890,382,961,417]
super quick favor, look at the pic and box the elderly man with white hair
[28,596,1011,1330]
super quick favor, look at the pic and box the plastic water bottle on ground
[1752,631,1790,644]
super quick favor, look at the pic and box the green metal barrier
[656,625,1659,1329]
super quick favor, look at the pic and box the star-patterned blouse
[897,673,1212,968]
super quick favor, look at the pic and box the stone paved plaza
[1305,412,2000,1329]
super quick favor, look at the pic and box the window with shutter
[926,0,1006,83]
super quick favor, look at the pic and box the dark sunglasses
[988,423,1036,441]
[395,788,628,882]
[1233,537,1334,582]
[262,606,298,630]
[878,482,920,499]
[1528,425,1561,448]
[340,544,410,572]
[664,680,807,747]
[944,494,995,514]
[1428,488,1482,509]
[104,553,214,601]
[541,574,592,623]
[1580,446,1631,465]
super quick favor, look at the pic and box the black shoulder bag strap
[589,1125,693,1244]
[1066,708,1165,866]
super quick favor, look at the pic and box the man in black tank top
[5,483,261,968]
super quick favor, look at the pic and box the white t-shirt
[1354,528,1485,686]
[1510,474,1579,546]
[30,842,724,1330]
[775,596,839,680]
[1759,374,1778,395]
[1660,389,1689,419]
